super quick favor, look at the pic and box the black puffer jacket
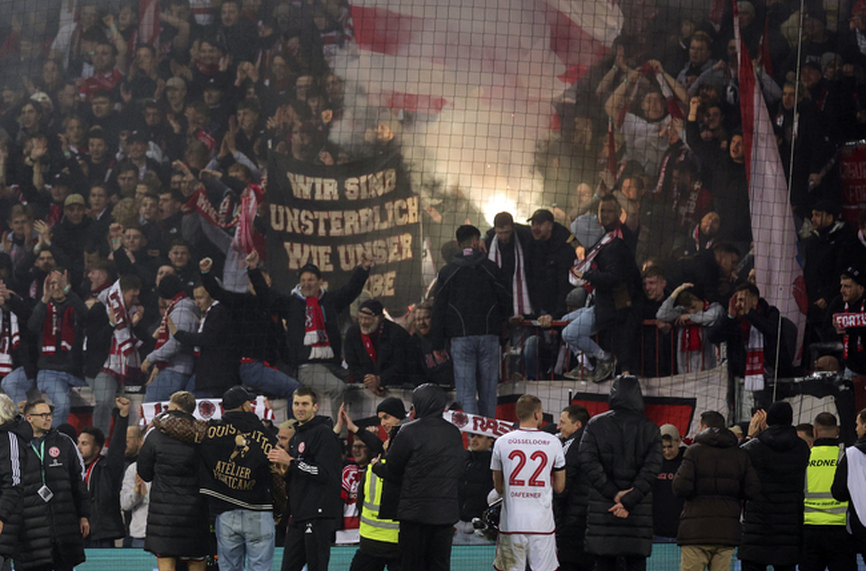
[287,414,342,521]
[739,424,810,565]
[17,430,89,571]
[578,377,662,558]
[373,383,464,525]
[137,411,209,557]
[672,427,760,546]
[87,412,128,541]
[0,416,29,559]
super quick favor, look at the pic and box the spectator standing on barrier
[579,376,663,571]
[653,424,685,542]
[269,386,342,571]
[672,410,760,571]
[0,393,28,569]
[739,402,810,571]
[455,432,495,545]
[166,268,241,398]
[208,250,299,401]
[137,391,209,571]
[827,268,866,378]
[372,383,464,571]
[79,397,130,548]
[801,412,855,571]
[345,299,412,395]
[564,196,642,381]
[555,404,593,571]
[141,274,197,403]
[254,259,372,419]
[491,394,566,571]
[27,269,88,425]
[707,283,792,406]
[431,225,509,418]
[17,398,89,571]
[832,408,866,558]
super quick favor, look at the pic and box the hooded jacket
[739,424,810,565]
[578,377,663,557]
[672,427,760,546]
[372,383,464,525]
[431,248,510,348]
[286,414,342,521]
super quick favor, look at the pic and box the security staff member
[348,416,399,571]
[802,413,855,571]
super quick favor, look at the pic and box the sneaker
[592,356,617,383]
[563,365,590,380]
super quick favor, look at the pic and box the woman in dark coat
[578,376,663,567]
[137,398,209,567]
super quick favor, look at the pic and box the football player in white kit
[491,394,566,571]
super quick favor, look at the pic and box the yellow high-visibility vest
[804,444,848,526]
[358,463,399,544]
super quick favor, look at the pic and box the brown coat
[672,427,760,546]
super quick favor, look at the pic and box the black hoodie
[287,414,342,521]
[372,384,464,524]
[431,248,510,349]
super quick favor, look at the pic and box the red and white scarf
[153,292,187,368]
[194,300,218,357]
[42,301,76,356]
[680,301,710,353]
[569,226,624,290]
[740,320,765,391]
[361,322,383,364]
[693,223,715,252]
[0,308,20,376]
[835,298,866,361]
[293,285,333,359]
[98,280,142,379]
[488,232,532,315]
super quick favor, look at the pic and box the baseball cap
[359,299,384,316]
[166,77,186,90]
[127,130,148,144]
[64,193,85,208]
[222,386,254,410]
[527,209,554,224]
[660,423,681,441]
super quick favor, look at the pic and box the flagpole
[771,0,806,403]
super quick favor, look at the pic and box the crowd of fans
[0,0,866,566]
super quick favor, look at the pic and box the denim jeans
[1,367,34,406]
[240,361,300,400]
[86,372,119,435]
[144,369,190,403]
[36,370,86,425]
[562,307,601,357]
[216,509,275,571]
[450,335,499,418]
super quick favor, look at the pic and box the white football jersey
[491,428,565,534]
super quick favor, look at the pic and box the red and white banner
[139,395,275,425]
[735,3,806,365]
[442,409,514,438]
[834,312,866,329]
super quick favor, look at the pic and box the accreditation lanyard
[31,441,46,484]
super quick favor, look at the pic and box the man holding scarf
[707,283,792,408]
[141,274,197,403]
[563,195,641,382]
[254,258,372,419]
[27,270,89,425]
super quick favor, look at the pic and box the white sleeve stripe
[8,433,20,486]
[297,461,319,475]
